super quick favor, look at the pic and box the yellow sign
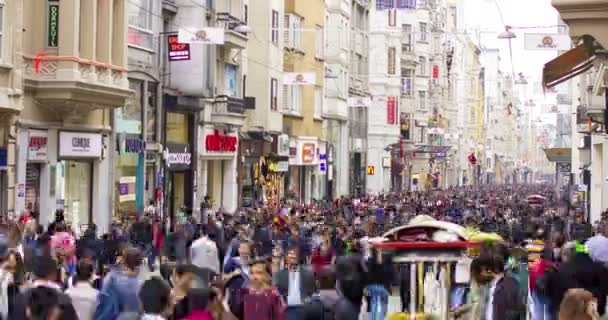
[367,165,375,175]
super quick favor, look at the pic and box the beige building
[0,0,24,216]
[20,0,131,232]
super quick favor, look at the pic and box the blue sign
[0,148,7,170]
[319,162,326,172]
[319,153,328,160]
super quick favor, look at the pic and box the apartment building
[21,0,131,232]
[240,0,286,208]
[0,0,23,216]
[283,0,325,203]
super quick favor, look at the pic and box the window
[376,0,394,10]
[397,0,416,8]
[418,56,426,75]
[315,26,324,58]
[128,0,154,49]
[419,22,427,41]
[401,69,413,96]
[242,75,247,98]
[387,47,396,75]
[285,14,303,50]
[450,6,457,29]
[0,1,4,56]
[270,78,278,111]
[244,4,248,23]
[340,70,348,98]
[314,87,322,118]
[341,19,349,49]
[146,83,158,142]
[418,91,426,110]
[415,126,424,144]
[402,24,413,51]
[388,9,396,27]
[283,85,302,114]
[271,10,279,45]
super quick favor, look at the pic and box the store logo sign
[168,34,190,61]
[302,143,316,163]
[28,130,49,161]
[277,134,290,156]
[48,3,59,47]
[59,132,102,158]
[164,143,192,170]
[205,130,237,153]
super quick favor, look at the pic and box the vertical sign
[367,166,375,175]
[47,2,60,47]
[432,65,439,79]
[167,34,191,61]
[387,97,396,125]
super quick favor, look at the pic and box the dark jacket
[487,275,525,320]
[333,298,361,320]
[10,285,78,320]
[272,267,316,303]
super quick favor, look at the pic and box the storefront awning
[543,148,572,163]
[543,43,595,89]
[409,145,451,154]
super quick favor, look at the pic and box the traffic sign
[367,165,375,175]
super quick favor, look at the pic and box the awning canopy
[411,145,451,154]
[543,43,595,89]
[543,147,572,163]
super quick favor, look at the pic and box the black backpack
[309,294,336,320]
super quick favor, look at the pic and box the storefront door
[60,160,92,230]
[25,164,41,215]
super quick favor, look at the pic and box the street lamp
[497,26,516,39]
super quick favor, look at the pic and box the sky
[463,0,562,124]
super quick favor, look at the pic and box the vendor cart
[373,220,480,320]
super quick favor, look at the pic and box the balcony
[552,0,608,49]
[23,55,131,112]
[210,95,249,127]
[350,30,367,55]
[216,12,249,50]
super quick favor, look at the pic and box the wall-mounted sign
[277,161,289,172]
[205,130,237,153]
[387,97,397,125]
[367,165,375,175]
[348,96,371,108]
[118,176,137,202]
[178,28,225,45]
[302,143,316,163]
[164,143,192,170]
[47,2,59,47]
[28,130,48,161]
[283,72,316,85]
[167,34,191,61]
[524,34,571,51]
[59,132,102,158]
[0,148,6,170]
[277,134,290,156]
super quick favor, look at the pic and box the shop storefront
[287,137,319,204]
[114,134,145,222]
[164,142,193,226]
[199,127,238,213]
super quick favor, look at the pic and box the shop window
[25,164,41,215]
[166,112,190,144]
[271,10,279,45]
[270,78,278,111]
[60,161,92,229]
[127,0,154,49]
[123,80,143,123]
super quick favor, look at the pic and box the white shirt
[190,236,220,274]
[486,276,502,320]
[66,282,99,320]
[287,270,302,306]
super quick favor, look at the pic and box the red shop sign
[387,97,396,125]
[205,130,237,152]
[433,65,439,79]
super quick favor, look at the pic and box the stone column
[222,157,238,214]
[79,0,97,82]
[57,0,80,80]
[96,0,113,84]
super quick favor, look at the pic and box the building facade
[21,0,131,233]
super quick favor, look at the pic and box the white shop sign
[524,34,571,51]
[59,132,102,158]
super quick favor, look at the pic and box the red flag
[468,153,477,166]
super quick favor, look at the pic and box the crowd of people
[0,184,605,320]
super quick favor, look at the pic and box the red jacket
[184,310,214,320]
[311,248,334,273]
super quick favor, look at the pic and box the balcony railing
[212,95,246,114]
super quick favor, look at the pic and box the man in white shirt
[66,260,98,320]
[272,248,315,320]
[190,233,220,286]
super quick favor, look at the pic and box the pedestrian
[172,264,198,320]
[273,247,315,320]
[94,247,143,320]
[559,288,601,320]
[478,254,525,320]
[138,277,174,320]
[224,241,252,293]
[183,288,215,320]
[10,254,78,320]
[24,286,64,320]
[333,256,366,320]
[65,259,98,320]
[299,269,339,320]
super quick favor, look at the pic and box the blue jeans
[148,248,158,271]
[531,292,552,320]
[286,306,301,320]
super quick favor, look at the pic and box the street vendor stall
[373,217,494,320]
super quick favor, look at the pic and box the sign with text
[59,132,102,158]
[118,176,137,202]
[167,34,190,61]
[302,143,316,164]
[367,165,375,175]
[387,97,397,125]
[524,34,571,51]
[28,130,48,161]
[47,3,59,47]
[283,72,316,85]
[205,130,237,153]
[178,28,225,45]
[164,143,192,170]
